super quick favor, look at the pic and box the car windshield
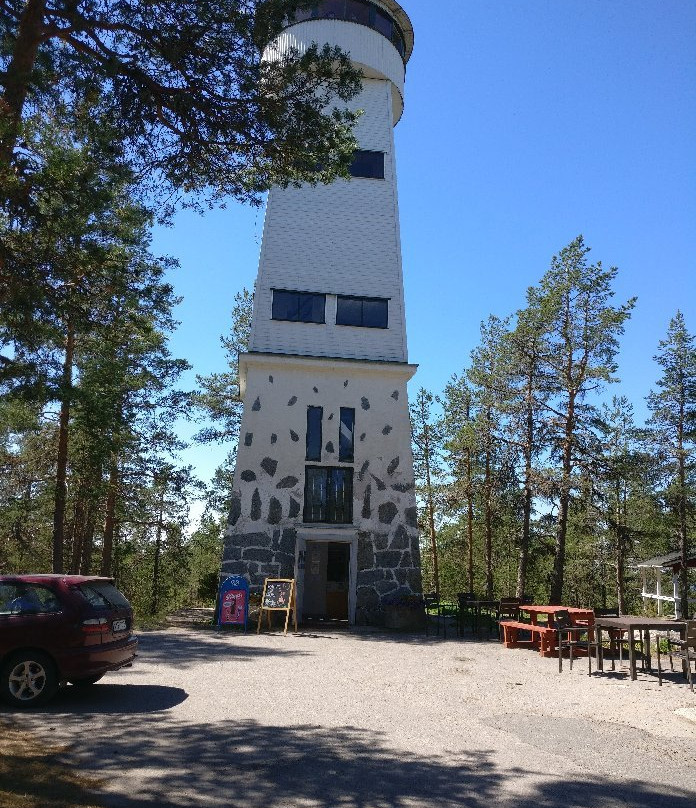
[76,582,131,609]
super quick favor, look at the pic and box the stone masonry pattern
[222,372,422,623]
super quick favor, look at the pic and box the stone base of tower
[222,352,423,626]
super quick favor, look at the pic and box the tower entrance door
[302,541,351,622]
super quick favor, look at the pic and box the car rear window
[0,583,61,614]
[76,582,131,609]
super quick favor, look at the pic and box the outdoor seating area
[422,593,696,690]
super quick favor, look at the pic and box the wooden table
[594,616,686,681]
[501,605,594,657]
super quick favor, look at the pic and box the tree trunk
[150,488,165,615]
[101,455,119,576]
[465,448,474,594]
[678,431,689,618]
[69,493,86,574]
[616,533,626,615]
[615,479,627,615]
[423,424,439,598]
[0,0,47,167]
[52,320,74,573]
[80,502,96,575]
[484,435,493,599]
[550,397,575,604]
[517,483,532,600]
[517,379,535,599]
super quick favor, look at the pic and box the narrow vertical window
[306,406,323,461]
[339,408,355,462]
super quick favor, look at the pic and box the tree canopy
[0,1,363,205]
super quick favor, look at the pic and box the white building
[223,1,421,625]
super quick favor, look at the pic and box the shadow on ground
[46,683,188,714]
[21,717,695,808]
[133,629,311,667]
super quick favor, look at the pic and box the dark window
[339,408,355,462]
[77,582,131,609]
[322,0,344,18]
[294,5,317,22]
[346,0,371,25]
[290,2,407,63]
[373,8,393,39]
[0,584,61,615]
[391,28,405,57]
[304,467,354,524]
[336,296,388,328]
[272,290,325,323]
[306,406,323,461]
[349,150,385,179]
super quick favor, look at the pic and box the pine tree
[647,312,696,617]
[505,304,552,599]
[467,316,511,598]
[410,388,444,598]
[529,237,635,603]
[440,375,478,594]
[0,2,362,204]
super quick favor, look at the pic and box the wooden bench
[500,620,557,656]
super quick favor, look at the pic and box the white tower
[223,1,421,625]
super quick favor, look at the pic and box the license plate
[112,619,127,632]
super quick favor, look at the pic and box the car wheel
[1,651,58,708]
[68,674,104,687]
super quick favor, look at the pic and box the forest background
[1,1,694,621]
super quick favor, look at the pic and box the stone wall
[222,354,422,623]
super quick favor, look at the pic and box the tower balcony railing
[290,1,406,60]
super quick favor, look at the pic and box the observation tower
[223,1,421,625]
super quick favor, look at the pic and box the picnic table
[594,615,686,681]
[500,604,595,657]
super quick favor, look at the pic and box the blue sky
[151,0,696,492]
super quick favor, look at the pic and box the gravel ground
[5,623,696,808]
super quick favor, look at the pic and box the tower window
[339,408,355,462]
[290,2,406,62]
[303,467,354,524]
[306,406,323,462]
[336,295,388,329]
[272,289,325,323]
[349,150,385,179]
[346,0,371,25]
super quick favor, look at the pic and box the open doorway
[302,541,350,622]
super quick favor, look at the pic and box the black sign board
[257,578,297,634]
[263,580,292,609]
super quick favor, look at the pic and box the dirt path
[3,626,696,807]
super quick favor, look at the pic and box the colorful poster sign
[218,575,249,630]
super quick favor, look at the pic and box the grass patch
[0,717,105,808]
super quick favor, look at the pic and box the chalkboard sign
[263,580,292,609]
[257,578,297,634]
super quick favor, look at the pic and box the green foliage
[0,1,363,207]
[194,288,253,448]
[0,113,218,618]
[646,312,696,614]
[430,238,695,614]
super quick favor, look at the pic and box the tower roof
[376,1,414,63]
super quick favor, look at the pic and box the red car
[0,574,138,707]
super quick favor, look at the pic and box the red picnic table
[501,604,595,657]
